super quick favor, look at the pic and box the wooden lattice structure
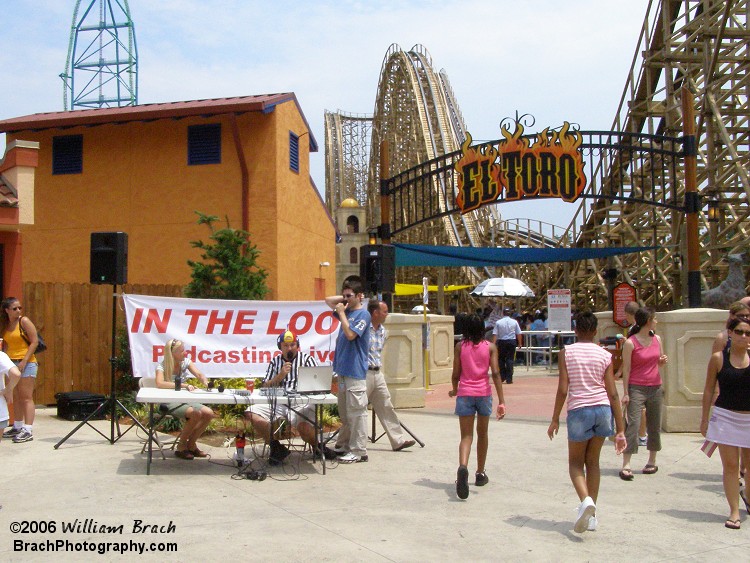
[325,3,750,309]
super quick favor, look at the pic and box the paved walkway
[1,372,748,562]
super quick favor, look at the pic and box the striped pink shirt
[564,342,612,412]
[458,340,492,397]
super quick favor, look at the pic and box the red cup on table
[245,378,255,392]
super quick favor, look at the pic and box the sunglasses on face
[342,293,355,299]
[732,329,750,337]
[11,306,22,311]
[736,315,750,321]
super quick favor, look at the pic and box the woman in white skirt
[701,317,750,530]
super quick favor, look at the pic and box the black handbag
[19,317,47,353]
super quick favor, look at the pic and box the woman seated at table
[155,338,215,460]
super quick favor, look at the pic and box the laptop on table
[296,366,334,395]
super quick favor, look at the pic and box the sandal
[174,449,194,460]
[619,469,634,481]
[189,448,208,458]
[642,464,659,475]
[725,519,741,530]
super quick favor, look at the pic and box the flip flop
[725,519,741,530]
[642,464,658,475]
[619,469,634,481]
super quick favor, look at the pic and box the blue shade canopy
[393,243,658,267]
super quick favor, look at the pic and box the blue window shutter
[52,134,83,175]
[289,131,299,173]
[188,124,221,165]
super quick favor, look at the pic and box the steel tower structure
[60,0,138,110]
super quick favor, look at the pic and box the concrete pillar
[597,308,726,432]
[381,312,454,408]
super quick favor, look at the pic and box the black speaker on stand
[55,232,147,448]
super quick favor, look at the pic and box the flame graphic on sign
[498,121,586,202]
[455,121,588,213]
[455,132,501,213]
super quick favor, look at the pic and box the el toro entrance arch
[372,91,703,309]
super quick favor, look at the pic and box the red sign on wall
[613,283,637,327]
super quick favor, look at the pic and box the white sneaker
[638,435,648,447]
[337,452,367,463]
[587,516,598,531]
[574,497,596,533]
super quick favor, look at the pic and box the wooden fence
[22,282,183,405]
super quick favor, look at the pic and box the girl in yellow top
[0,297,40,443]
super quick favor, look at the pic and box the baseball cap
[277,330,298,347]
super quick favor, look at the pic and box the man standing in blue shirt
[326,276,371,463]
[492,308,523,384]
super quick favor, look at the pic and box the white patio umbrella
[470,277,535,298]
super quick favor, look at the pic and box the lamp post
[706,193,720,223]
[368,228,378,246]
[681,86,701,307]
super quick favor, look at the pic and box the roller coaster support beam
[378,140,393,310]
[681,86,701,308]
[379,140,391,244]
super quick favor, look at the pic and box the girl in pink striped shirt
[548,311,626,533]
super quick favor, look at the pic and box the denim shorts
[12,361,38,378]
[455,395,492,417]
[567,405,613,442]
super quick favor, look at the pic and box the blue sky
[1,0,650,229]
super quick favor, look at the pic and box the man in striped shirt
[366,300,416,452]
[245,330,336,464]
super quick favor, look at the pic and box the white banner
[123,294,339,379]
[547,289,572,332]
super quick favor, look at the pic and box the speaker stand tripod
[370,410,425,447]
[55,285,147,448]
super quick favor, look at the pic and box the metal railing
[518,331,577,371]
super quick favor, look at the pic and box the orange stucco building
[0,94,336,299]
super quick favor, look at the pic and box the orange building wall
[9,100,335,300]
[267,103,335,299]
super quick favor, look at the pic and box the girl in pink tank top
[620,308,668,480]
[448,314,506,500]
